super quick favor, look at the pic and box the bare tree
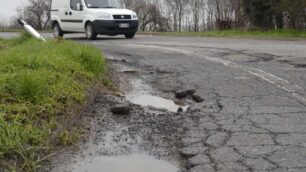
[13,0,306,31]
[278,0,306,29]
[122,0,167,31]
[213,0,236,29]
[164,0,177,31]
[177,0,188,31]
[17,0,51,30]
[191,0,205,32]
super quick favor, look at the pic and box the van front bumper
[92,20,138,35]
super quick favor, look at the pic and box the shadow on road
[66,36,127,41]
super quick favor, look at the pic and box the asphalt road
[2,33,306,172]
[90,35,306,172]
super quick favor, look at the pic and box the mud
[46,92,185,172]
[44,57,187,172]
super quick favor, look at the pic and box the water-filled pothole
[126,79,188,112]
[127,94,189,112]
[72,154,178,172]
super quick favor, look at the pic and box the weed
[10,32,32,45]
[8,71,48,102]
[0,113,48,171]
[0,39,8,51]
[58,128,82,146]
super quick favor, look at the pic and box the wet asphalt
[1,32,306,172]
[88,35,306,172]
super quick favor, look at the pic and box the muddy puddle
[48,57,185,172]
[126,79,188,112]
[72,154,178,172]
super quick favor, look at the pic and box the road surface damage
[38,35,306,172]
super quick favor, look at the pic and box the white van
[50,0,138,40]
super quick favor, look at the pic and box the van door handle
[69,12,72,15]
[65,12,68,15]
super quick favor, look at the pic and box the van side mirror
[76,3,83,11]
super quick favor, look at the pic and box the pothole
[126,79,188,112]
[294,64,306,68]
[223,54,258,62]
[71,154,179,172]
[127,94,189,112]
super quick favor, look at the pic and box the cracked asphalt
[1,33,306,172]
[86,35,306,172]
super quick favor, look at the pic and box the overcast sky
[0,0,28,25]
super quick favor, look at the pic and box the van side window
[71,0,82,10]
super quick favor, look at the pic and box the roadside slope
[0,33,108,172]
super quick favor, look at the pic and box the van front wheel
[125,33,135,39]
[53,23,64,38]
[85,22,97,40]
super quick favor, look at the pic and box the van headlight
[132,13,138,19]
[97,12,112,20]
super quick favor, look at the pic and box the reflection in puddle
[127,94,188,112]
[73,154,178,172]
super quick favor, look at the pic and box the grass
[0,28,52,33]
[0,28,23,33]
[0,32,107,171]
[140,29,306,39]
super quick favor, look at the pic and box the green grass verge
[0,29,23,33]
[0,32,107,171]
[0,29,52,33]
[139,29,306,39]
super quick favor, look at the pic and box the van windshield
[85,0,122,8]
